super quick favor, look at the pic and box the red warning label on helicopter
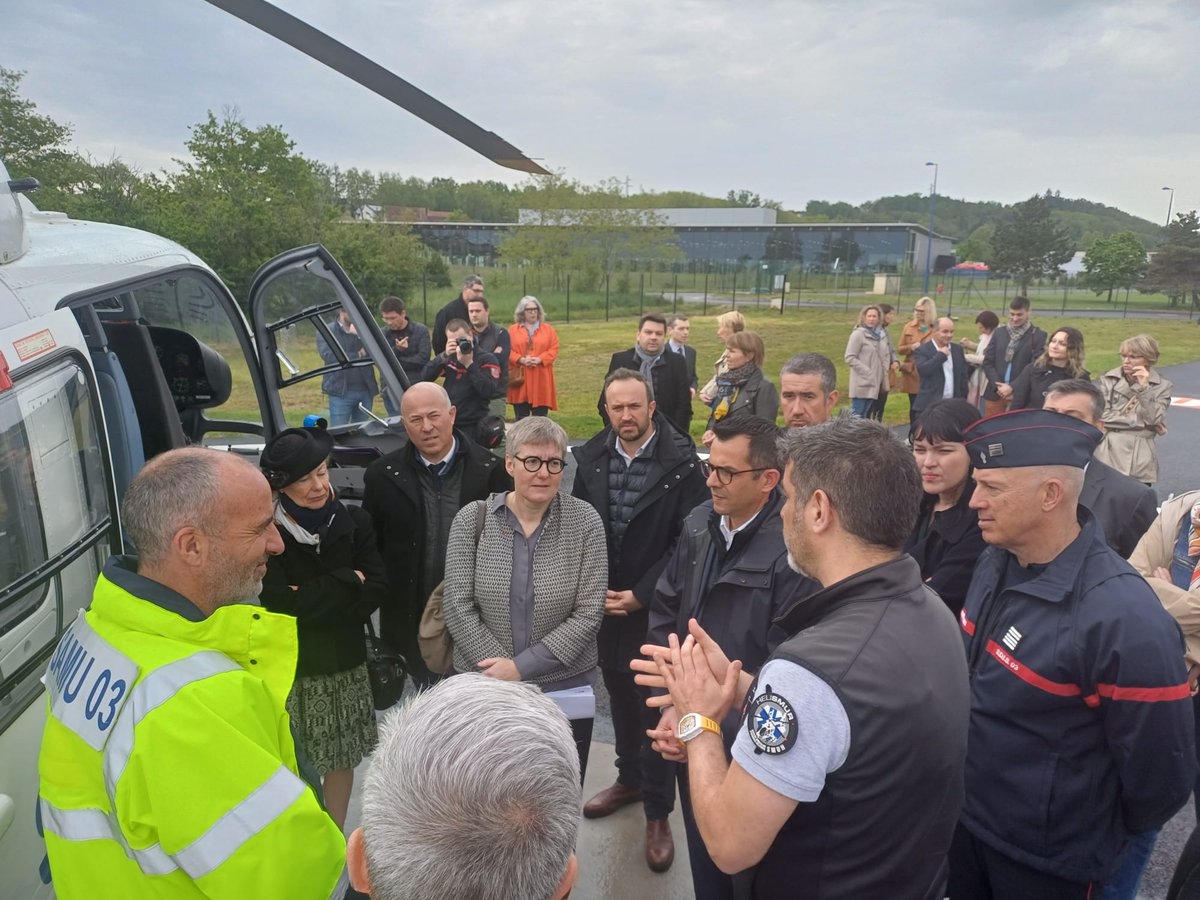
[13,329,56,361]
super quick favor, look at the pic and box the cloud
[3,0,1197,221]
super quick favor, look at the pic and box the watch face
[677,713,704,742]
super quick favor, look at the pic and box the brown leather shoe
[583,782,643,819]
[645,818,674,872]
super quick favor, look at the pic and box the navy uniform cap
[962,408,1101,470]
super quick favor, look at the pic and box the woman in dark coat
[1008,326,1088,410]
[701,330,779,446]
[903,399,986,616]
[259,425,386,830]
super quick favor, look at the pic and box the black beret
[963,409,1102,470]
[260,426,334,490]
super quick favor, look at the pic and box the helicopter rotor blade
[202,0,549,175]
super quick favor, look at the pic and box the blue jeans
[850,397,874,418]
[328,390,375,427]
[1098,829,1159,900]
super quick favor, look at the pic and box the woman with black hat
[259,425,386,830]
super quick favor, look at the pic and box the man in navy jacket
[913,317,969,415]
[950,409,1195,899]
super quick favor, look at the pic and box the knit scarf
[275,491,340,548]
[710,363,757,421]
[634,344,665,382]
[1190,501,1200,590]
[1004,321,1032,362]
[864,326,884,342]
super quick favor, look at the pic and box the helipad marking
[1171,397,1200,410]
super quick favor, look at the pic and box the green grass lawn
[214,309,1200,440]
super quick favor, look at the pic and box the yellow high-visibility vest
[37,565,347,899]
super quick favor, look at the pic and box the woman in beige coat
[1129,490,1200,670]
[845,305,895,418]
[1093,334,1172,485]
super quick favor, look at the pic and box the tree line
[4,67,1197,310]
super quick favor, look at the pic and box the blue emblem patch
[747,684,796,755]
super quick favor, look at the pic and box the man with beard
[778,353,840,429]
[645,415,817,900]
[636,417,969,899]
[601,314,693,435]
[981,296,1047,416]
[38,449,348,898]
[573,368,708,873]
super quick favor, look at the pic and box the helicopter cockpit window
[130,274,264,441]
[256,266,397,428]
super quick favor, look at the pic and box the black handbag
[365,618,407,711]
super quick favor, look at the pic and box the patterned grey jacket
[444,492,607,685]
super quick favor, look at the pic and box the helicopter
[0,1,545,894]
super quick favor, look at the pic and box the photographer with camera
[421,319,504,447]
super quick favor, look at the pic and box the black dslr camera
[455,337,474,354]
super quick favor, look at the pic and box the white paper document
[544,684,596,721]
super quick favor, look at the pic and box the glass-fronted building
[403,222,953,275]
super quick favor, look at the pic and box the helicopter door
[248,245,410,498]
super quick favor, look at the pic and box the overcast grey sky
[4,0,1198,224]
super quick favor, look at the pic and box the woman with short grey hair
[507,296,559,420]
[443,416,606,781]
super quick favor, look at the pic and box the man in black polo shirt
[637,417,969,899]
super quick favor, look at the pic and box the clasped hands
[630,618,743,763]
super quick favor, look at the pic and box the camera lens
[457,337,473,352]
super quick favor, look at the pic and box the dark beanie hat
[260,426,334,490]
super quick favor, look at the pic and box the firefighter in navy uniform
[950,409,1195,899]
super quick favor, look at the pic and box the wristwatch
[676,712,721,743]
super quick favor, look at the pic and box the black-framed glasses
[513,454,566,474]
[700,461,771,485]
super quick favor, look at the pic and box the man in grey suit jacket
[1044,380,1157,558]
[913,318,970,414]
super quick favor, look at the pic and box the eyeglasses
[513,455,565,474]
[700,461,771,485]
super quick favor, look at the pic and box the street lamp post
[1163,186,1175,228]
[923,161,938,294]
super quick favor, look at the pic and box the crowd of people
[35,276,1200,900]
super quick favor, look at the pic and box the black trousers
[513,403,549,419]
[947,823,1098,899]
[601,666,676,820]
[571,717,594,786]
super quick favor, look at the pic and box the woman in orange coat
[507,295,559,419]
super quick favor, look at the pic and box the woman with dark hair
[1008,326,1088,410]
[903,399,986,616]
[259,425,386,829]
[701,330,779,445]
[962,309,999,412]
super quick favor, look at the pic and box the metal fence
[402,264,1196,326]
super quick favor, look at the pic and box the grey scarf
[634,344,665,381]
[1004,321,1032,362]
